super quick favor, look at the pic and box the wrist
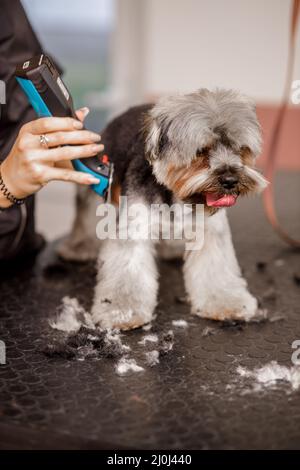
[0,193,13,209]
[0,162,25,208]
[1,159,19,196]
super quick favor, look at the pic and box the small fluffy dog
[58,88,268,330]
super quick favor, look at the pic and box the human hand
[0,107,103,206]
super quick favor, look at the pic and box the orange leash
[263,0,300,247]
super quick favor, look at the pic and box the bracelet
[0,165,25,207]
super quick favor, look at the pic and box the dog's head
[144,88,268,210]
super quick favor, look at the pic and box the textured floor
[0,172,300,450]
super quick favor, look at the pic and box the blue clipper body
[15,54,113,199]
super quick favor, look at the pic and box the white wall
[114,0,300,105]
[111,0,146,113]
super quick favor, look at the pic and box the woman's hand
[0,108,103,206]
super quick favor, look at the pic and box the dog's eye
[240,146,251,154]
[196,147,210,158]
[240,146,254,165]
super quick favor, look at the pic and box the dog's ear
[143,112,170,162]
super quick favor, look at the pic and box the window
[21,0,116,131]
[20,0,116,240]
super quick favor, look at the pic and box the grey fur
[145,88,267,201]
[145,88,262,164]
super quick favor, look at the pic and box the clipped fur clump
[172,319,188,328]
[145,350,160,367]
[143,330,175,367]
[115,358,144,376]
[237,361,300,392]
[158,330,174,356]
[42,327,129,361]
[138,334,158,345]
[50,296,94,333]
[43,342,76,360]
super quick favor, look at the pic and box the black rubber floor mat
[0,173,300,449]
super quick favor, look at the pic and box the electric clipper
[15,54,113,200]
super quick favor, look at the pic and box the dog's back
[101,103,172,203]
[100,104,153,184]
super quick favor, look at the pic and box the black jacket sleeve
[0,0,42,260]
[0,0,43,158]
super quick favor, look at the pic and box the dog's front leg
[183,209,258,321]
[92,236,158,330]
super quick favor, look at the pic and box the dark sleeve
[0,0,44,160]
[0,1,43,260]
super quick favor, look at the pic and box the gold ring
[39,134,50,148]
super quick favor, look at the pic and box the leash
[263,0,300,247]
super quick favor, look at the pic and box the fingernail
[80,107,90,119]
[87,176,100,184]
[92,144,104,152]
[74,120,83,129]
[91,133,101,142]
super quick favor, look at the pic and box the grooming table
[0,172,300,450]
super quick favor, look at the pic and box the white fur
[172,319,189,328]
[183,209,258,321]
[237,361,300,392]
[50,296,94,332]
[145,350,160,367]
[115,358,144,376]
[91,199,158,329]
[179,170,210,196]
[92,203,258,328]
[138,334,158,345]
[244,166,269,192]
[91,238,158,329]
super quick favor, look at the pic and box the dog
[58,88,268,330]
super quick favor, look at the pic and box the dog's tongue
[206,193,237,207]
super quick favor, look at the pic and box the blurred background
[21,0,300,240]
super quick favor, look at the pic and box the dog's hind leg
[157,239,185,260]
[56,186,102,262]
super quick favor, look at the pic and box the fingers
[17,130,102,151]
[22,106,91,136]
[43,167,100,185]
[39,143,104,163]
[75,107,90,122]
[35,129,101,148]
[22,116,83,135]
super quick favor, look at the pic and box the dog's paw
[56,236,100,262]
[91,299,153,331]
[192,290,258,322]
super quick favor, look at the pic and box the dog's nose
[219,174,238,190]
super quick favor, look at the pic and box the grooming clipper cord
[103,157,114,203]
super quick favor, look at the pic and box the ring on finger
[39,134,50,149]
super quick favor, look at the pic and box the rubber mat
[0,172,300,450]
